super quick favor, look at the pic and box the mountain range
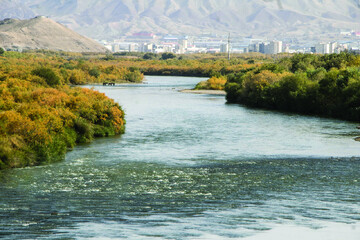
[1,0,360,40]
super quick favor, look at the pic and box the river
[1,76,360,239]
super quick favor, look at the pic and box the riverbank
[0,52,127,170]
[225,52,360,122]
[180,89,226,95]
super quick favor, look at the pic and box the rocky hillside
[0,16,108,52]
[1,0,360,39]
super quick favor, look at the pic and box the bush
[89,68,100,78]
[103,54,115,61]
[69,70,86,85]
[161,52,176,60]
[0,47,5,55]
[61,62,76,70]
[195,76,227,90]
[125,71,143,82]
[32,67,61,87]
[74,118,94,143]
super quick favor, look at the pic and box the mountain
[0,16,108,52]
[0,0,35,20]
[2,0,360,39]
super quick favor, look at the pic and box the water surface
[1,76,359,239]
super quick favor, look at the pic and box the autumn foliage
[195,75,228,90]
[0,52,127,169]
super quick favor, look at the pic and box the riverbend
[1,76,359,239]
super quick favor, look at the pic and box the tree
[0,47,5,55]
[161,52,176,60]
[143,52,157,60]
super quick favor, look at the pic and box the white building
[163,45,174,53]
[179,39,188,49]
[128,43,137,52]
[139,43,153,52]
[315,43,330,54]
[220,43,229,53]
[178,39,188,54]
[248,43,260,52]
[329,42,338,54]
[112,44,120,52]
[249,41,282,54]
[283,44,290,53]
[268,41,283,54]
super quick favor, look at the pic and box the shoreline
[180,89,226,96]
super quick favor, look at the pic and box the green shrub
[32,135,67,165]
[63,128,77,149]
[125,71,143,82]
[93,125,115,137]
[74,118,94,143]
[103,54,115,61]
[32,67,61,87]
[89,68,101,78]
[61,62,76,70]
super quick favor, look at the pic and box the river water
[1,76,360,240]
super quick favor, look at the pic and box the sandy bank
[180,89,226,95]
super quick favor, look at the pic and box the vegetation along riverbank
[225,52,360,121]
[1,50,360,169]
[0,51,144,169]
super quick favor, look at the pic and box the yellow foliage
[208,76,227,90]
[0,52,127,169]
[243,70,293,93]
[195,76,227,90]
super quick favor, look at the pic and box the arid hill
[0,16,108,52]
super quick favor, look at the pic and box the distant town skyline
[100,31,359,55]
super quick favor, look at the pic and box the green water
[0,76,359,239]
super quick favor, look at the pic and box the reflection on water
[0,76,359,239]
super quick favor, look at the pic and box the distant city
[99,30,360,55]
